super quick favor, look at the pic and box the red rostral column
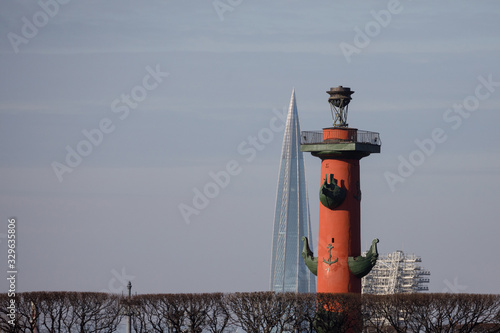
[301,86,380,294]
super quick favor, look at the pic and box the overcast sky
[1,0,499,295]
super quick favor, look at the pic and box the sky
[1,0,500,295]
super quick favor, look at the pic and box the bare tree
[181,293,208,333]
[63,292,122,333]
[203,293,233,333]
[2,291,499,333]
[162,294,189,332]
[281,292,316,333]
[366,293,421,333]
[119,296,143,333]
[226,292,263,333]
[403,293,445,333]
[131,295,166,333]
[362,293,500,333]
[455,294,500,333]
[0,293,18,332]
[0,293,28,333]
[36,291,75,333]
[227,292,291,333]
[362,294,393,333]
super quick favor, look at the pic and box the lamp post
[126,281,132,333]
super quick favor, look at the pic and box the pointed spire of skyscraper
[270,89,316,293]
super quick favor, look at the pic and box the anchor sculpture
[323,244,338,265]
[302,236,379,278]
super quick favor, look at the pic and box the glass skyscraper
[270,89,316,293]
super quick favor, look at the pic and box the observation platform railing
[300,130,381,146]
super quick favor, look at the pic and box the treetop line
[2,291,500,333]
